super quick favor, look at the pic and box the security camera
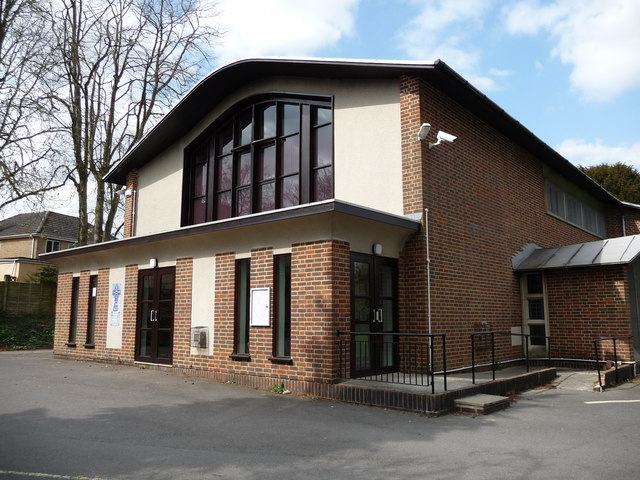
[417,123,431,141]
[429,130,458,149]
[436,131,457,143]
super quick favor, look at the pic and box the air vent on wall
[190,326,208,349]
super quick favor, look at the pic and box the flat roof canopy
[41,199,421,262]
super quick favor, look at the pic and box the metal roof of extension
[513,235,640,271]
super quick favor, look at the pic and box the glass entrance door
[350,253,397,377]
[136,267,175,365]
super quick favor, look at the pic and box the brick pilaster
[123,169,138,238]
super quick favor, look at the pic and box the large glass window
[234,259,251,357]
[184,95,333,225]
[273,254,291,359]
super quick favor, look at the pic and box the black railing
[337,331,447,393]
[470,331,551,384]
[593,335,633,390]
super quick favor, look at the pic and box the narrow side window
[85,275,98,347]
[68,277,79,346]
[233,259,251,357]
[273,254,291,359]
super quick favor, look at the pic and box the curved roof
[104,57,619,207]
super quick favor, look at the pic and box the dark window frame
[46,240,61,253]
[231,258,251,360]
[67,277,79,346]
[522,273,548,347]
[270,254,292,363]
[182,93,333,226]
[84,274,98,348]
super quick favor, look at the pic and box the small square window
[46,240,60,253]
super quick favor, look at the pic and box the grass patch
[0,314,54,350]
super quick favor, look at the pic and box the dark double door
[351,253,398,377]
[136,267,175,365]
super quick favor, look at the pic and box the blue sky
[5,0,639,218]
[214,0,640,169]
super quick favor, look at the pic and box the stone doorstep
[454,393,510,415]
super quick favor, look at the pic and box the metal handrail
[336,331,448,393]
[470,331,551,384]
[593,335,633,391]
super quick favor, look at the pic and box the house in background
[0,212,81,282]
[43,58,640,399]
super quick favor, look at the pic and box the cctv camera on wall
[417,123,431,141]
[429,130,457,149]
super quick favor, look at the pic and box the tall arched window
[183,94,333,225]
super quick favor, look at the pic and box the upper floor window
[46,240,60,253]
[183,94,333,226]
[546,181,605,237]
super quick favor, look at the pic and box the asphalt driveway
[1,350,639,480]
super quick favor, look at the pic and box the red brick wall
[623,206,640,235]
[399,75,613,368]
[211,251,235,367]
[123,169,138,238]
[546,266,633,361]
[53,272,73,352]
[173,258,193,367]
[94,268,110,350]
[184,240,350,392]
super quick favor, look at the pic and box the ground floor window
[85,275,98,347]
[234,258,251,357]
[522,273,549,352]
[273,254,291,359]
[68,277,79,346]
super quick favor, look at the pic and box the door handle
[374,309,383,323]
[150,309,157,322]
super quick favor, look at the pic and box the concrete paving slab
[454,393,510,415]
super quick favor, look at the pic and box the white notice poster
[250,287,270,327]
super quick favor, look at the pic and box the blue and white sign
[110,283,122,326]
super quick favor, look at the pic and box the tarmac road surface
[1,350,639,480]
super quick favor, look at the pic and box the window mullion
[206,141,215,222]
[300,104,311,205]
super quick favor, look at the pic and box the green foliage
[0,314,54,350]
[271,382,286,394]
[29,265,58,284]
[580,163,640,204]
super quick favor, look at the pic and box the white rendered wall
[190,255,215,356]
[105,266,125,349]
[133,76,404,236]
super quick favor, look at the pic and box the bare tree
[46,0,220,244]
[0,0,68,211]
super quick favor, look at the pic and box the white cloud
[213,0,360,65]
[489,68,512,77]
[396,0,505,92]
[556,139,640,169]
[504,0,640,102]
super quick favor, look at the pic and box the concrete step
[454,394,510,415]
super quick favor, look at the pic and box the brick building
[43,58,640,395]
[0,211,81,282]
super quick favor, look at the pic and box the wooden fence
[0,280,56,318]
